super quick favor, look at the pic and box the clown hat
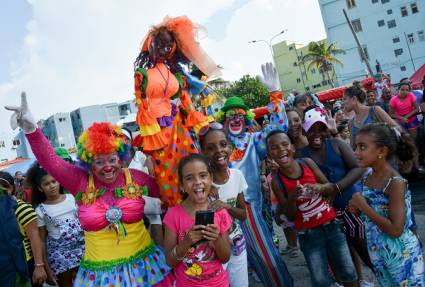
[303,108,329,133]
[221,96,248,113]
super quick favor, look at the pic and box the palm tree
[302,41,345,88]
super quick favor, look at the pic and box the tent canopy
[410,63,425,89]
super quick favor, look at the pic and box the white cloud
[0,0,325,133]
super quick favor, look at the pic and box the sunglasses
[198,122,224,136]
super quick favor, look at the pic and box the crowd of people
[1,15,425,287]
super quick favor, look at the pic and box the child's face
[295,101,309,116]
[367,92,376,105]
[341,127,350,140]
[288,111,302,139]
[39,174,60,198]
[267,133,295,168]
[202,130,232,170]
[355,133,386,168]
[180,160,212,204]
[399,85,410,97]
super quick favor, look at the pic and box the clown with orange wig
[5,94,174,287]
[133,16,221,207]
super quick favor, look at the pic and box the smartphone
[195,210,215,226]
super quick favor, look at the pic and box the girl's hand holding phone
[202,224,220,242]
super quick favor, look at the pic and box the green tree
[217,75,269,108]
[302,41,345,88]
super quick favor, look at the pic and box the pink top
[390,92,417,122]
[26,129,160,231]
[163,205,231,287]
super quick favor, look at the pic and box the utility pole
[404,32,416,72]
[343,9,374,76]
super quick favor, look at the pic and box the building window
[311,68,316,74]
[407,33,415,44]
[13,139,21,146]
[322,80,329,86]
[411,3,419,13]
[393,36,400,43]
[400,6,408,17]
[0,141,5,148]
[387,19,397,29]
[387,9,392,14]
[351,19,363,32]
[394,48,403,57]
[400,66,406,71]
[372,0,378,3]
[346,0,356,9]
[377,20,385,27]
[381,0,389,3]
[60,143,65,147]
[418,30,425,41]
[296,78,301,83]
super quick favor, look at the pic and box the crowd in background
[1,74,424,287]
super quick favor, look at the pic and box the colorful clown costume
[133,16,220,207]
[217,93,293,287]
[26,128,173,287]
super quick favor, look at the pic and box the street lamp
[248,29,288,60]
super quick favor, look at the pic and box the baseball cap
[303,108,329,133]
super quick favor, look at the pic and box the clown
[133,16,220,207]
[6,94,174,287]
[215,63,293,287]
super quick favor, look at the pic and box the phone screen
[195,210,215,226]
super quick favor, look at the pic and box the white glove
[259,62,280,92]
[5,92,37,133]
[143,195,162,215]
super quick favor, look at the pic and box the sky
[0,0,326,133]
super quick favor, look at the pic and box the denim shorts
[298,220,357,287]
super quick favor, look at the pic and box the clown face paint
[92,153,122,184]
[224,111,246,136]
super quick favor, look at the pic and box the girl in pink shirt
[390,82,419,138]
[163,154,232,287]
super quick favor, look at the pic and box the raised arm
[26,129,87,194]
[254,63,288,160]
[5,93,86,194]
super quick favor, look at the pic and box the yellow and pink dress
[26,129,173,287]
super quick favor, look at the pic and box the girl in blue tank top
[349,123,424,286]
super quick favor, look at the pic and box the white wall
[319,0,425,85]
[0,131,18,161]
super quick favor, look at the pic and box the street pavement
[250,179,425,287]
